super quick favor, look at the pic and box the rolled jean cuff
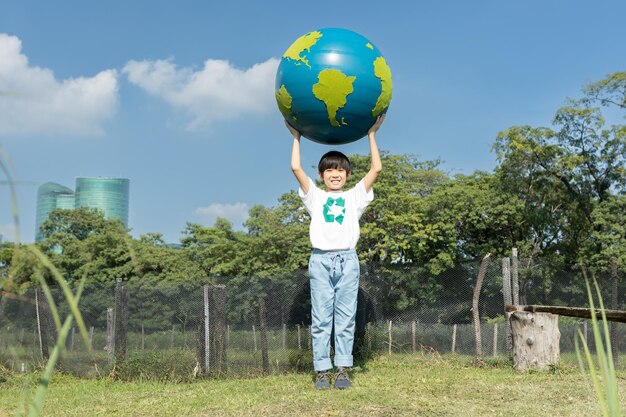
[333,355,353,368]
[314,358,333,372]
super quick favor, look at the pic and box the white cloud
[123,57,279,131]
[0,33,119,136]
[194,202,249,227]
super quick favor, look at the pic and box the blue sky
[1,0,625,244]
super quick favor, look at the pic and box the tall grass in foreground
[575,272,621,417]
[1,146,91,417]
[24,248,91,417]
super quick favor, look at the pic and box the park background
[1,1,626,415]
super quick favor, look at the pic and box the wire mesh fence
[1,256,623,378]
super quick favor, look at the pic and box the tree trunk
[472,253,491,357]
[510,311,560,372]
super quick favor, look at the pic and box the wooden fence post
[512,248,519,305]
[473,253,491,357]
[387,320,392,355]
[209,285,227,376]
[411,321,416,353]
[114,278,127,363]
[89,326,94,347]
[197,285,227,376]
[258,297,270,375]
[297,324,302,350]
[493,323,498,357]
[502,257,513,357]
[69,327,75,351]
[198,285,210,375]
[610,257,619,367]
[106,307,115,364]
[451,324,457,353]
[35,289,49,361]
[252,325,257,352]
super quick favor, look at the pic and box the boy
[286,115,384,389]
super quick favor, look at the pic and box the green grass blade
[577,320,608,416]
[25,280,85,417]
[0,146,21,245]
[27,246,91,352]
[33,270,62,332]
[585,277,610,416]
[575,331,592,389]
[591,277,620,415]
[577,270,621,417]
[26,314,74,417]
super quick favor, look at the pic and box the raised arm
[286,120,310,193]
[362,114,385,192]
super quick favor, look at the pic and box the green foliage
[38,208,133,284]
[288,349,314,372]
[112,350,198,382]
[582,71,626,109]
[1,75,623,368]
[494,73,626,266]
[580,196,626,270]
[355,154,450,268]
[181,219,245,278]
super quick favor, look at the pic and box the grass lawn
[1,353,624,416]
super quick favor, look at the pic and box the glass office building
[35,177,130,242]
[35,182,75,242]
[75,177,129,226]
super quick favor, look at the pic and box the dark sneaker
[314,371,332,389]
[333,367,352,389]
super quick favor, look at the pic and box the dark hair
[318,151,351,175]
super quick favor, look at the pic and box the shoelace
[317,371,332,383]
[335,368,349,380]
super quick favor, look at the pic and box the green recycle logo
[323,197,346,224]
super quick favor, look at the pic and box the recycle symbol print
[323,197,346,224]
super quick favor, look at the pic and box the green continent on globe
[372,56,393,116]
[283,31,323,68]
[312,69,356,127]
[275,85,293,119]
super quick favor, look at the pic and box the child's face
[320,168,349,191]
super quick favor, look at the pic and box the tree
[580,195,626,270]
[132,232,204,282]
[494,73,626,265]
[352,153,449,268]
[0,242,39,292]
[427,172,524,262]
[582,71,626,109]
[39,207,133,284]
[180,218,244,279]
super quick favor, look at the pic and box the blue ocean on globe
[275,28,393,145]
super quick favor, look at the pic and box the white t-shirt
[299,177,374,251]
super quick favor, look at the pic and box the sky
[1,0,625,244]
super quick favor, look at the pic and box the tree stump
[510,311,560,372]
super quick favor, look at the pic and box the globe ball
[275,28,392,145]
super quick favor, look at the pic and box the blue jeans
[309,249,360,371]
